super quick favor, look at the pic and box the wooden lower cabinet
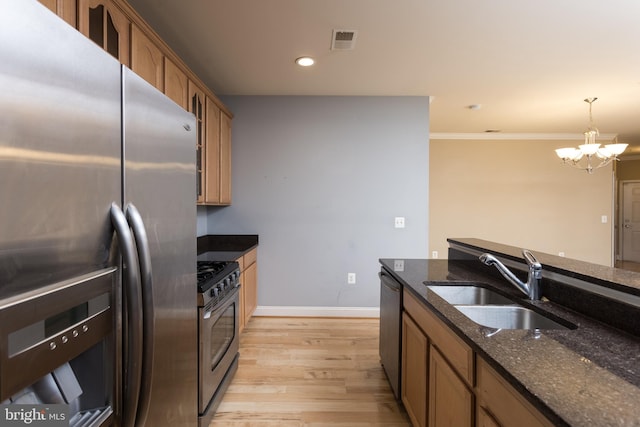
[401,312,428,427]
[238,248,258,333]
[429,345,472,427]
[476,359,554,427]
[477,406,501,427]
[402,293,473,427]
[402,290,552,427]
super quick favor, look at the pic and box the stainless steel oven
[197,261,240,427]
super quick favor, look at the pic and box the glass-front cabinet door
[78,0,130,67]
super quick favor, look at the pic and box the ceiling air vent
[331,29,358,50]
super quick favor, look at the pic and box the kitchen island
[381,238,640,427]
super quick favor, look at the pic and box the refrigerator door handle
[110,203,143,427]
[125,203,154,427]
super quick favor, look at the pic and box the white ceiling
[127,0,640,154]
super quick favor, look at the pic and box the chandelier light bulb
[555,97,626,173]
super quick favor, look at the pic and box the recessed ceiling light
[295,57,315,67]
[467,104,482,110]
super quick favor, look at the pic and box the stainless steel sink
[454,305,569,330]
[427,285,514,305]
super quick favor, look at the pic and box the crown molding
[429,132,618,141]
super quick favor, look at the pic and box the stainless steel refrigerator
[0,2,197,426]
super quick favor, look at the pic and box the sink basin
[454,305,569,330]
[427,285,514,305]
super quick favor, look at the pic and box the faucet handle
[522,249,542,270]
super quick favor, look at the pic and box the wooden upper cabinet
[205,97,221,203]
[78,0,130,66]
[164,58,188,110]
[219,112,232,205]
[189,81,206,204]
[131,24,164,91]
[203,97,232,205]
[38,0,77,27]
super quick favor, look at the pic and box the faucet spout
[479,249,542,300]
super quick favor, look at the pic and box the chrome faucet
[479,249,542,300]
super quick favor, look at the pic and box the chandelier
[555,98,627,174]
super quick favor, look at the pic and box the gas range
[196,260,240,307]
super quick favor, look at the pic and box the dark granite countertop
[379,257,640,427]
[197,234,258,261]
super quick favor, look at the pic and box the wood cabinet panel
[189,81,206,203]
[205,98,221,203]
[131,23,163,90]
[238,248,258,333]
[403,290,473,385]
[39,0,77,27]
[402,312,428,427]
[79,0,130,66]
[243,261,257,325]
[219,112,232,204]
[476,358,554,427]
[429,345,473,427]
[477,406,501,427]
[164,57,188,109]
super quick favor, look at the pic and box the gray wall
[206,96,429,308]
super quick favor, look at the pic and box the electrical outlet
[393,260,405,271]
[601,215,608,224]
[431,251,438,259]
[347,273,356,284]
[558,252,565,257]
[394,217,405,228]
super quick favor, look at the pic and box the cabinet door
[476,359,554,427]
[189,81,206,203]
[205,97,221,203]
[428,345,472,427]
[402,312,428,427]
[219,111,232,204]
[243,260,257,325]
[164,58,188,110]
[131,24,163,90]
[477,406,501,427]
[38,0,77,27]
[79,0,130,66]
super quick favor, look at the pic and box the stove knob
[210,286,219,297]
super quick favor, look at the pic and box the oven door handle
[110,203,142,427]
[125,203,154,427]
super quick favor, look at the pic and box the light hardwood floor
[209,317,411,426]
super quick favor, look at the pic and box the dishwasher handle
[379,271,402,293]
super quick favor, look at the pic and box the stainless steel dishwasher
[379,267,403,400]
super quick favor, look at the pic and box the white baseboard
[253,306,380,318]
